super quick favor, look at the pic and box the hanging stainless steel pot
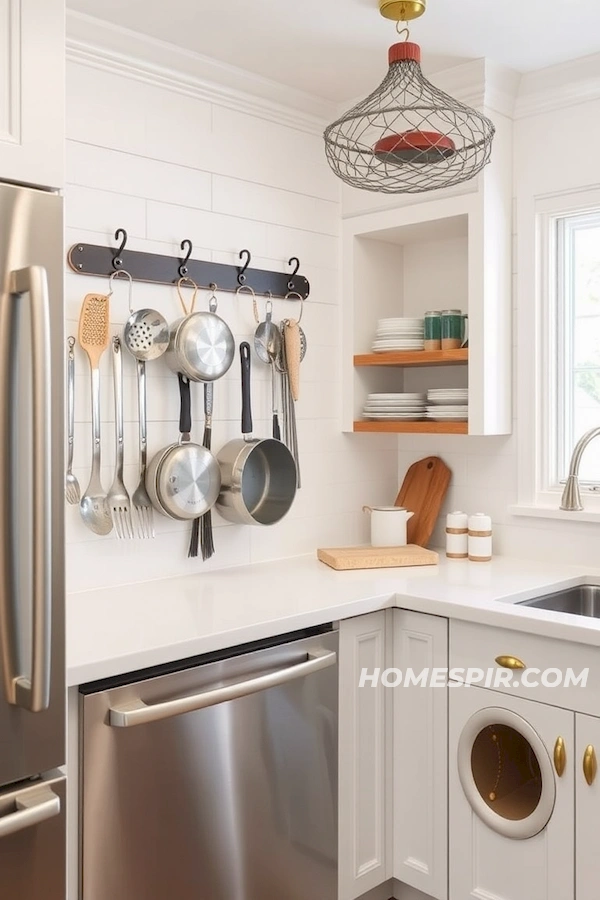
[165,292,235,383]
[216,343,297,526]
[147,375,221,521]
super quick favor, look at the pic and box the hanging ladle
[254,295,283,440]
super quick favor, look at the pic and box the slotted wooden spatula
[395,456,451,547]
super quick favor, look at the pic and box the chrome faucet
[560,427,600,510]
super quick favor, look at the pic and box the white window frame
[513,186,600,521]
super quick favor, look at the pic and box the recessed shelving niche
[342,189,512,436]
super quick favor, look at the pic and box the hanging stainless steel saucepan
[216,343,297,526]
[147,374,221,521]
[165,278,235,382]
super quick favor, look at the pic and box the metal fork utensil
[65,336,81,504]
[107,337,134,538]
[131,359,155,538]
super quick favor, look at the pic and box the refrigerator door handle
[0,784,60,838]
[109,648,338,727]
[1,267,52,712]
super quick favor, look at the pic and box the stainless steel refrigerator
[0,182,65,898]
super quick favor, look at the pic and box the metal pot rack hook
[179,239,193,278]
[108,269,134,313]
[207,282,219,313]
[264,290,274,321]
[176,275,199,316]
[238,249,251,285]
[287,257,301,291]
[285,290,305,324]
[112,228,128,270]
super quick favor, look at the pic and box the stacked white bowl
[363,392,427,421]
[425,388,468,422]
[372,318,424,352]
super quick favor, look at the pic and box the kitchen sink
[518,584,600,618]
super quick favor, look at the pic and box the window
[552,208,600,488]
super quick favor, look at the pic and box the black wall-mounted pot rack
[67,230,310,300]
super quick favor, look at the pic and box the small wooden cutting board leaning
[395,456,451,547]
[317,545,438,571]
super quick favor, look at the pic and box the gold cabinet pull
[494,655,526,670]
[583,745,597,786]
[554,736,566,777]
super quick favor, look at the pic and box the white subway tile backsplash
[67,142,212,210]
[210,106,338,202]
[144,87,213,168]
[66,63,148,154]
[65,58,399,592]
[266,223,339,271]
[146,200,269,258]
[64,185,147,238]
[212,175,339,235]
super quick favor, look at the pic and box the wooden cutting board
[317,544,439,571]
[395,456,451,547]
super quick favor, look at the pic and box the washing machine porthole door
[457,706,556,840]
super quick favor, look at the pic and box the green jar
[441,309,468,350]
[424,310,441,351]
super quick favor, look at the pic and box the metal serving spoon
[254,299,281,364]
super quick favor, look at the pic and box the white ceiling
[67,0,600,103]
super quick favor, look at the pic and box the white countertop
[66,552,600,686]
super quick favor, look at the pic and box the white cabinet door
[449,686,574,900]
[575,713,600,900]
[0,0,64,188]
[339,611,390,900]
[393,609,448,900]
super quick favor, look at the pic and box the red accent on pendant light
[373,130,456,164]
[389,42,421,64]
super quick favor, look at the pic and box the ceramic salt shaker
[446,511,468,559]
[468,513,493,562]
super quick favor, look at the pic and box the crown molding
[65,10,336,136]
[430,58,520,119]
[515,50,600,119]
[66,11,600,131]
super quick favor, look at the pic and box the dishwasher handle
[109,648,337,728]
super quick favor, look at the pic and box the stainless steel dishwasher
[80,626,338,900]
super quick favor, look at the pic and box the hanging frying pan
[165,283,235,383]
[147,374,221,521]
[216,343,297,526]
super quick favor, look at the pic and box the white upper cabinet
[0,0,64,188]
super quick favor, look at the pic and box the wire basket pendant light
[323,2,495,194]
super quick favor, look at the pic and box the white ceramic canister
[363,506,414,547]
[446,510,468,559]
[468,513,493,562]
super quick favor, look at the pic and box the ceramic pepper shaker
[446,511,468,559]
[468,513,493,562]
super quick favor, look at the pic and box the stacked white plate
[425,388,468,421]
[363,392,427,421]
[372,317,424,353]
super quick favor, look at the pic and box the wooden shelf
[354,420,468,434]
[354,349,468,368]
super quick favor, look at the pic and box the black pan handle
[240,342,252,437]
[178,373,192,437]
[272,413,281,441]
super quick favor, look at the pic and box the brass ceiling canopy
[379,0,426,21]
[323,0,495,194]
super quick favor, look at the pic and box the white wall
[64,55,399,593]
[394,93,600,564]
